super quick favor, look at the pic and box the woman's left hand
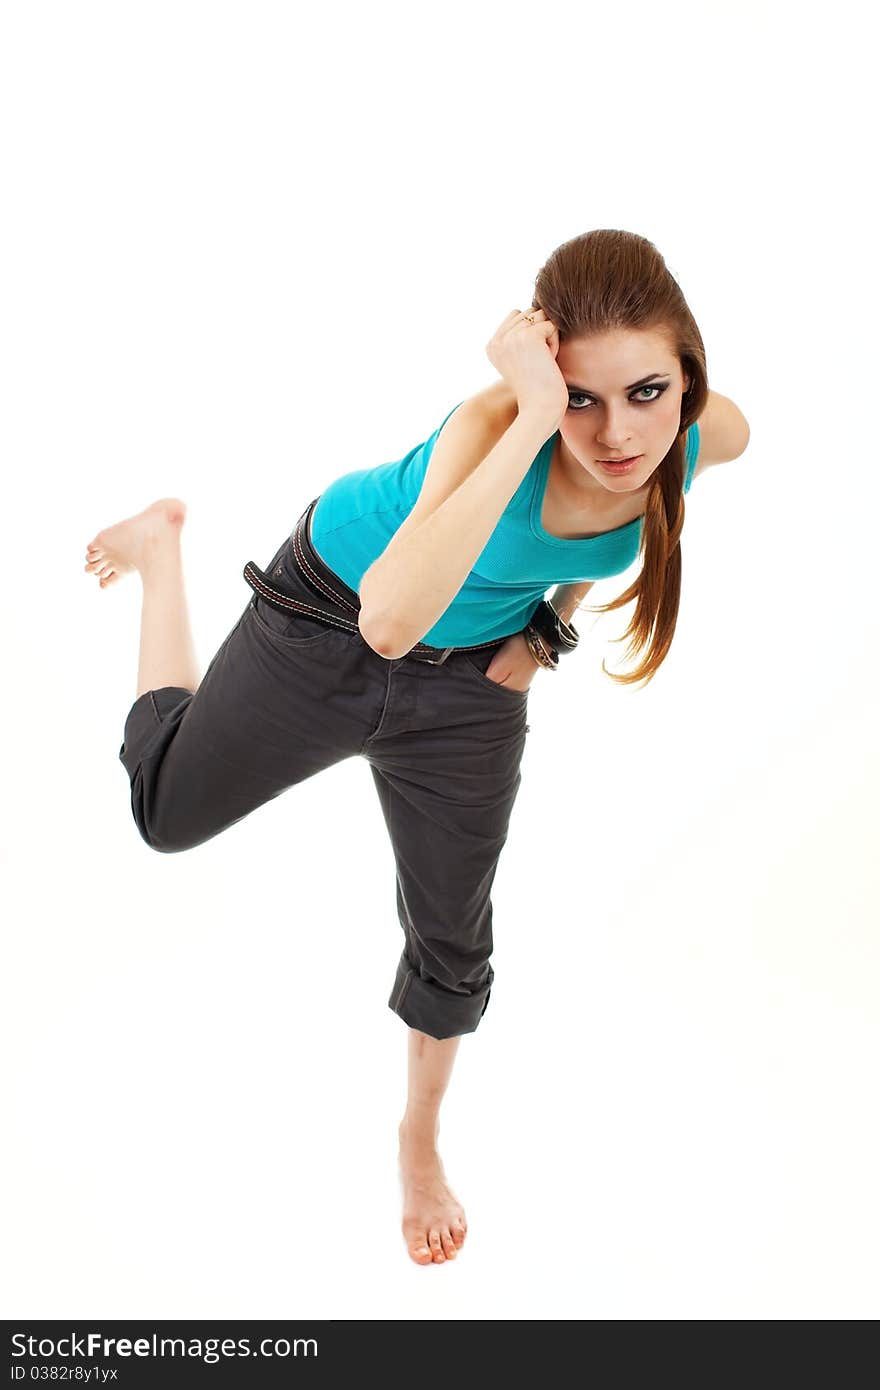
[483,633,542,692]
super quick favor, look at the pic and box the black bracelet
[526,599,580,657]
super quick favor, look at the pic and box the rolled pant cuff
[118,687,195,849]
[388,955,494,1040]
[118,687,193,781]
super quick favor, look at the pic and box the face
[554,327,691,497]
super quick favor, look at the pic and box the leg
[398,1028,468,1265]
[135,539,201,699]
[369,661,528,1041]
[365,648,531,1265]
[86,497,377,852]
[84,497,200,698]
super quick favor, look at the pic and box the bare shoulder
[692,390,751,478]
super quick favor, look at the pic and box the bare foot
[84,498,188,588]
[398,1118,468,1266]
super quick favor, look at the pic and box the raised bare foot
[84,498,188,588]
[398,1118,468,1266]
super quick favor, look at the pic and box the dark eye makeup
[567,383,669,411]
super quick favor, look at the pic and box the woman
[83,230,750,1268]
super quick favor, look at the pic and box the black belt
[242,498,511,666]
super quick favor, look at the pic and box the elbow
[357,569,394,656]
[357,608,401,659]
[358,609,419,660]
[358,572,422,658]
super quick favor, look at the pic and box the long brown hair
[531,229,709,688]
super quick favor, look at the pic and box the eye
[567,384,668,411]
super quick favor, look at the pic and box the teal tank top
[310,401,700,648]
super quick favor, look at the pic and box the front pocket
[460,649,530,700]
[247,532,348,648]
[248,595,339,646]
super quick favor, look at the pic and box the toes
[405,1224,461,1266]
[439,1228,457,1260]
[450,1219,467,1247]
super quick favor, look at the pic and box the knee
[120,690,200,853]
[140,828,193,855]
[133,815,193,855]
[127,782,201,855]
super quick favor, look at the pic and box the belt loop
[408,645,454,665]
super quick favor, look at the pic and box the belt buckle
[421,645,454,665]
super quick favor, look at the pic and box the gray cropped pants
[118,503,532,1041]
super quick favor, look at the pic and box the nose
[597,435,634,455]
[595,409,635,450]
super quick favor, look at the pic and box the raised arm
[359,308,569,658]
[359,403,555,658]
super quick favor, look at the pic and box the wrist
[523,624,558,670]
[526,600,579,664]
[516,405,564,439]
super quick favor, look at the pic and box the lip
[598,454,642,473]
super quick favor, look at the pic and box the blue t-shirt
[310,402,700,647]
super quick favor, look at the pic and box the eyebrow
[565,372,672,395]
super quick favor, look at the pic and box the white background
[2,0,877,1322]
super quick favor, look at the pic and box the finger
[528,309,556,334]
[502,308,547,329]
[495,309,530,343]
[514,307,550,330]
